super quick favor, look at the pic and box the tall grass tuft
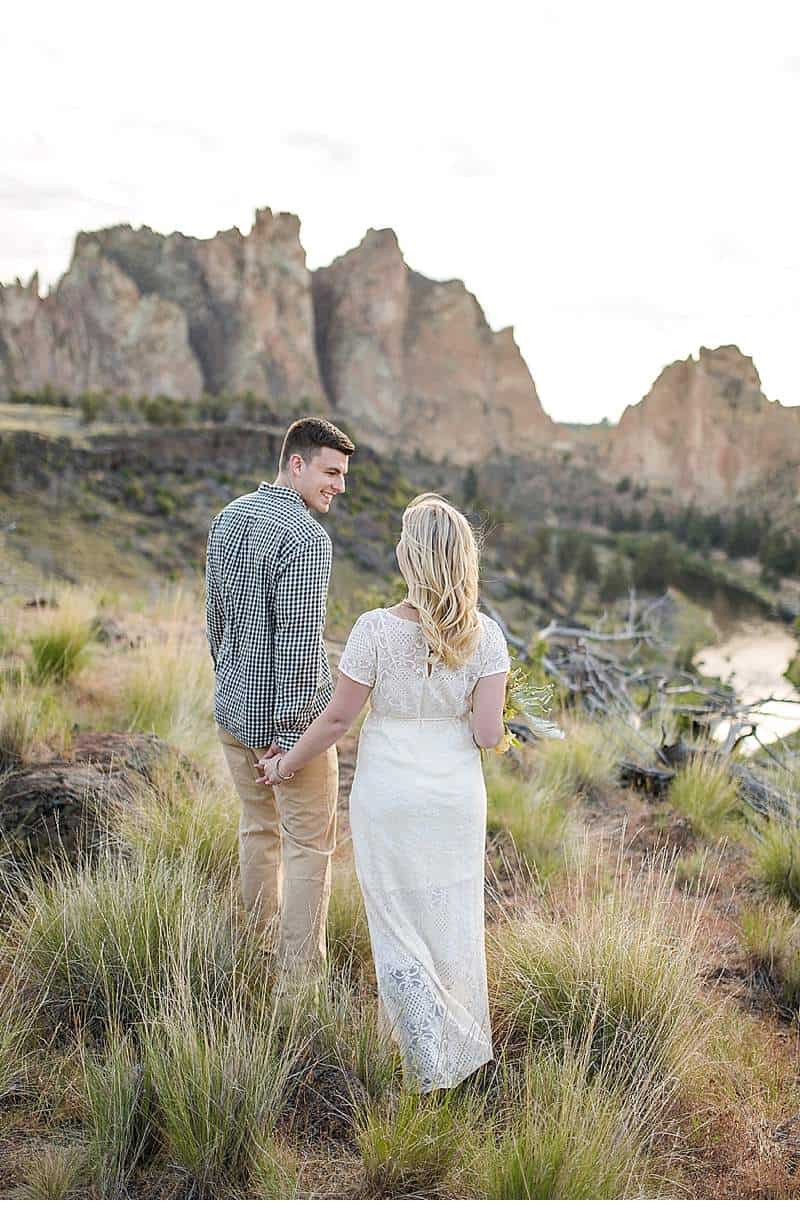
[669,754,745,841]
[140,993,296,1197]
[10,1144,87,1199]
[8,847,267,1036]
[281,964,400,1107]
[0,976,30,1102]
[114,588,214,761]
[80,1030,155,1197]
[533,713,623,801]
[738,900,800,1013]
[326,860,373,972]
[115,757,238,881]
[0,676,72,769]
[749,815,800,908]
[489,853,712,1101]
[356,1085,483,1198]
[27,587,97,684]
[484,753,578,882]
[470,1046,665,1198]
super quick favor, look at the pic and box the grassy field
[1,580,799,1198]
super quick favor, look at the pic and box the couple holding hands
[205,417,511,1093]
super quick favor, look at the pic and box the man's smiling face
[291,446,349,513]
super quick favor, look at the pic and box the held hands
[254,743,286,787]
[255,755,283,785]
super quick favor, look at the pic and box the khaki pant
[217,725,338,975]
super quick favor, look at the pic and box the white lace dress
[337,607,511,1092]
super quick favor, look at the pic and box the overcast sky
[3,0,798,422]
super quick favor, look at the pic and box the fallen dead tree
[483,590,800,821]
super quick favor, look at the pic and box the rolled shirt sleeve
[272,533,332,750]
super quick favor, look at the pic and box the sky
[3,0,799,423]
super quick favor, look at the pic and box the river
[692,614,800,753]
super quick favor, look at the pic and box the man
[205,416,355,977]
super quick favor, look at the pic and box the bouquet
[493,664,566,754]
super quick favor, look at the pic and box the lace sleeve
[337,614,377,686]
[480,618,511,678]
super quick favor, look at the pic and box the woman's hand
[254,755,284,786]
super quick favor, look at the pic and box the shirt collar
[258,481,310,512]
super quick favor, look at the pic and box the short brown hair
[278,416,355,472]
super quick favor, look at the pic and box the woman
[257,493,509,1092]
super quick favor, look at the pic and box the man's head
[277,417,355,513]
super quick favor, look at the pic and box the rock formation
[0,257,203,401]
[313,228,556,462]
[605,345,800,506]
[1,211,557,464]
[80,208,325,404]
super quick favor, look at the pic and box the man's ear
[289,452,304,477]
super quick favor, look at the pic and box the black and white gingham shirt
[205,482,333,749]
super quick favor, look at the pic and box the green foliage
[738,901,800,1013]
[574,538,599,582]
[139,996,294,1197]
[10,1144,87,1200]
[0,978,30,1103]
[599,552,629,602]
[472,1049,661,1198]
[8,849,266,1036]
[27,593,96,684]
[489,860,712,1098]
[534,714,621,800]
[153,488,177,516]
[615,477,632,494]
[669,755,745,842]
[80,1031,156,1196]
[326,861,373,971]
[115,760,239,880]
[749,816,800,907]
[357,1086,481,1197]
[484,753,575,884]
[0,677,72,769]
[674,846,721,894]
[630,534,678,593]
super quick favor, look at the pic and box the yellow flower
[493,729,513,755]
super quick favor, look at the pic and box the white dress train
[337,608,510,1092]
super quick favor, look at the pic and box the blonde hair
[396,493,482,670]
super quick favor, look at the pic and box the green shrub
[669,756,745,842]
[8,849,266,1037]
[0,978,30,1102]
[489,859,711,1098]
[140,995,295,1197]
[10,1144,87,1199]
[326,861,373,972]
[0,677,72,769]
[484,753,577,883]
[534,714,621,801]
[471,1048,662,1198]
[27,591,96,683]
[738,901,800,1013]
[674,846,722,894]
[80,1031,156,1196]
[115,759,238,881]
[749,816,800,907]
[356,1085,482,1198]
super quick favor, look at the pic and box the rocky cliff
[313,228,556,462]
[0,258,203,401]
[0,210,555,464]
[605,345,800,506]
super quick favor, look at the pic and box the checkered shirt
[205,481,333,749]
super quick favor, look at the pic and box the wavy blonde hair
[396,493,482,669]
